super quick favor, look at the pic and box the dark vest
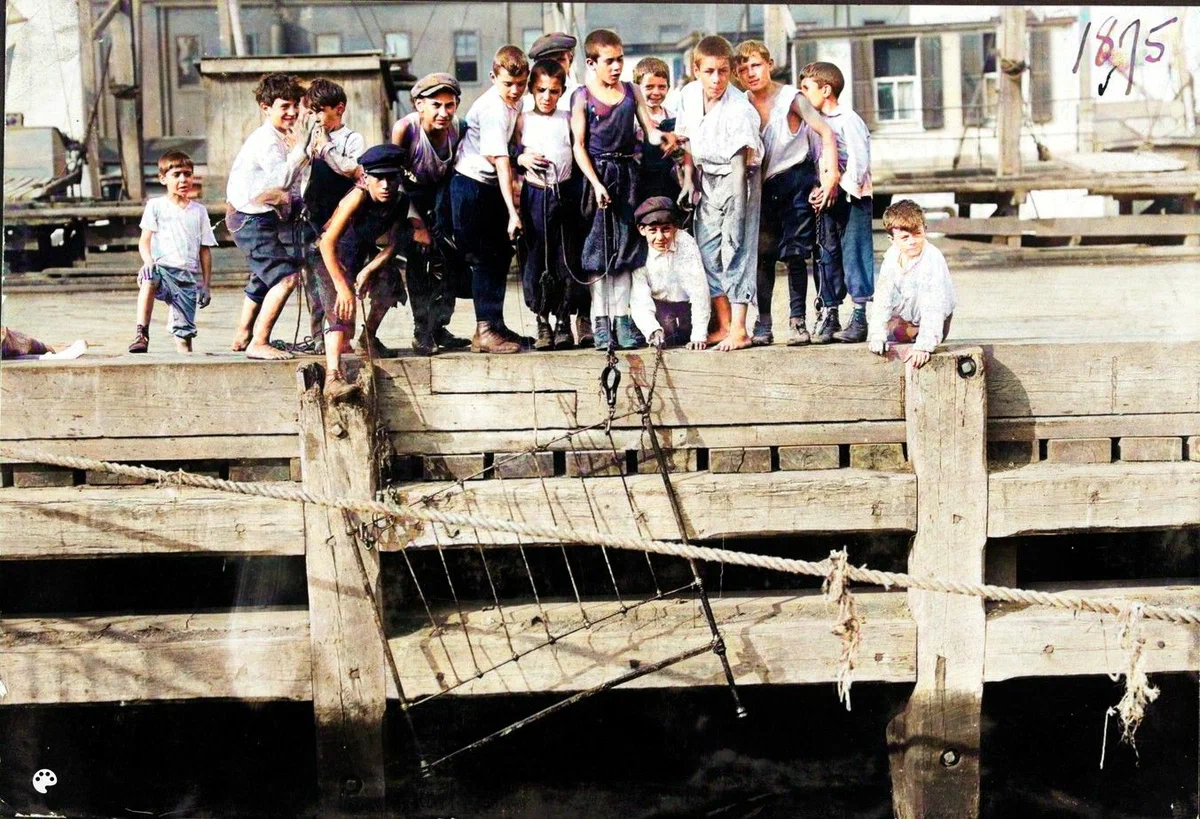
[304,159,357,234]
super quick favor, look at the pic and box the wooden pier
[1,342,1198,816]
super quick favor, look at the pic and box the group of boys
[128,28,956,398]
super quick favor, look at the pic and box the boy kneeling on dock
[629,196,710,349]
[129,150,217,354]
[868,200,957,369]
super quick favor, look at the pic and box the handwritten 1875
[1072,16,1179,96]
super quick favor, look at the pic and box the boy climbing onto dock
[571,29,677,350]
[129,150,217,354]
[868,200,957,369]
[800,61,876,344]
[629,196,710,349]
[675,36,763,352]
[226,72,316,360]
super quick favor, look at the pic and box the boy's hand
[649,330,664,348]
[308,125,330,158]
[354,267,375,295]
[412,224,432,247]
[808,186,829,211]
[517,152,550,174]
[686,339,708,351]
[902,347,930,368]
[197,285,211,309]
[659,133,680,155]
[592,181,611,209]
[677,182,698,209]
[868,339,886,356]
[137,264,153,283]
[334,284,356,322]
[507,211,523,241]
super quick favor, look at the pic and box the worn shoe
[324,371,362,404]
[356,330,398,358]
[786,317,811,346]
[811,307,840,344]
[592,317,612,351]
[471,321,522,354]
[751,320,773,346]
[576,316,595,348]
[534,319,554,351]
[434,327,471,350]
[411,334,437,356]
[494,323,535,349]
[553,316,574,349]
[128,326,149,353]
[833,307,868,343]
[614,316,643,350]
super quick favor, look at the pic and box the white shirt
[226,122,310,215]
[675,81,762,175]
[520,108,574,184]
[456,86,521,186]
[139,196,218,273]
[300,125,365,195]
[522,75,579,113]
[868,242,957,353]
[629,230,711,344]
[823,106,872,198]
[760,85,810,181]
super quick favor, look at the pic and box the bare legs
[242,274,298,360]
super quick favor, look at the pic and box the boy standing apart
[390,72,471,356]
[675,36,763,352]
[129,150,217,353]
[299,78,365,352]
[226,72,316,360]
[736,41,840,347]
[517,59,581,350]
[571,29,676,351]
[868,200,956,370]
[451,45,530,354]
[634,57,682,204]
[629,196,710,350]
[800,61,876,344]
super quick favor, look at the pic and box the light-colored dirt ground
[4,258,1198,357]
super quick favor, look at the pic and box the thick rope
[3,445,1199,627]
[822,548,861,712]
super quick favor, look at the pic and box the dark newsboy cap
[411,72,461,99]
[359,144,406,176]
[634,196,679,226]
[528,32,577,60]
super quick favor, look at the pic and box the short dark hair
[304,78,347,110]
[254,73,303,107]
[693,35,734,67]
[583,29,623,61]
[883,199,927,235]
[158,149,194,176]
[492,45,530,78]
[800,61,846,100]
[634,57,670,85]
[530,58,567,88]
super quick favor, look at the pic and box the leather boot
[576,316,594,348]
[471,321,521,354]
[434,327,471,350]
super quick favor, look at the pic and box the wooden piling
[889,348,988,819]
[297,363,386,815]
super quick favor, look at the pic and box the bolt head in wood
[330,423,347,439]
[940,748,961,767]
[956,356,978,378]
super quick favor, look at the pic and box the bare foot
[707,327,729,344]
[714,328,753,352]
[246,341,294,360]
[231,328,252,351]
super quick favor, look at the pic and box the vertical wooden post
[297,363,387,815]
[997,6,1025,177]
[75,0,103,197]
[889,348,988,819]
[109,5,145,201]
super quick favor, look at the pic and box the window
[243,32,261,56]
[454,31,480,83]
[385,31,411,59]
[873,37,919,122]
[981,32,999,122]
[659,25,682,44]
[316,34,341,55]
[522,28,541,55]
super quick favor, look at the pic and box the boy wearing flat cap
[629,196,711,349]
[523,32,579,113]
[315,144,409,401]
[389,72,470,355]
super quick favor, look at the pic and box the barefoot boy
[315,145,409,401]
[226,72,316,360]
[517,59,581,350]
[675,36,763,351]
[571,29,677,351]
[629,196,710,349]
[867,200,956,369]
[128,150,217,353]
[451,45,530,354]
[634,57,682,203]
[736,41,840,347]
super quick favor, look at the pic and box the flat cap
[528,32,577,60]
[411,72,461,99]
[635,196,679,225]
[359,144,407,176]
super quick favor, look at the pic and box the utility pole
[109,0,146,200]
[75,0,103,197]
[997,6,1025,177]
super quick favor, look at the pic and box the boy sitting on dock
[128,150,217,354]
[226,72,316,361]
[629,196,710,349]
[868,200,957,369]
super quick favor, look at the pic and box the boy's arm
[677,151,697,207]
[911,257,953,354]
[197,246,213,306]
[727,149,748,251]
[844,114,871,195]
[629,268,662,343]
[792,95,840,204]
[681,239,712,346]
[137,229,155,273]
[492,156,521,239]
[867,252,895,353]
[358,222,402,288]
[631,83,678,154]
[318,188,366,321]
[319,131,364,179]
[570,90,609,208]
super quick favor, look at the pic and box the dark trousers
[520,178,583,318]
[407,184,460,339]
[450,173,512,324]
[817,192,875,305]
[756,161,819,325]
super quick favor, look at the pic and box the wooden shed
[198,54,393,196]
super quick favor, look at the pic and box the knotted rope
[822,548,862,712]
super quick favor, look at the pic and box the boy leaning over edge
[628,196,710,350]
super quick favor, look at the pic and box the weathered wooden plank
[1188,436,1199,461]
[297,363,386,812]
[390,469,917,546]
[709,447,772,474]
[1045,437,1111,464]
[1118,436,1183,462]
[422,454,487,481]
[635,449,698,474]
[0,435,301,463]
[566,449,625,477]
[778,445,840,471]
[494,451,555,479]
[0,486,304,559]
[228,459,294,482]
[935,214,1200,238]
[0,609,311,704]
[987,413,1200,442]
[987,461,1200,537]
[12,464,76,487]
[384,391,580,433]
[849,442,907,471]
[890,347,988,819]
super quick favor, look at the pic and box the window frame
[454,29,481,84]
[872,36,921,124]
[384,30,412,60]
[315,33,342,55]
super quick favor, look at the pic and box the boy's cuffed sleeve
[679,237,711,342]
[912,308,946,353]
[629,268,662,340]
[479,99,516,159]
[200,212,218,247]
[139,201,158,232]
